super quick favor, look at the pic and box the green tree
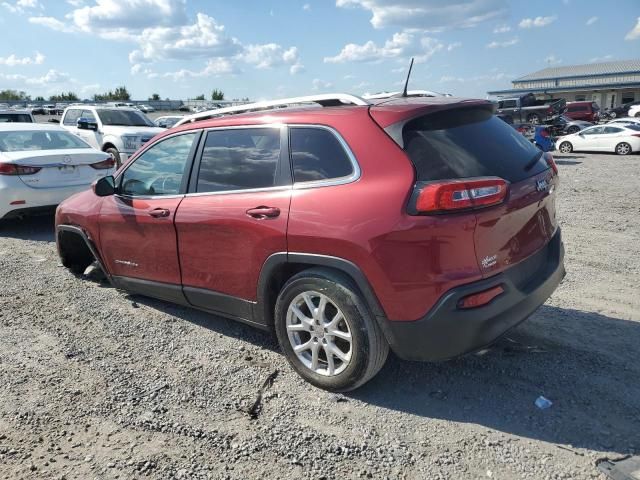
[0,89,29,101]
[34,96,45,102]
[49,91,79,102]
[211,89,224,101]
[149,93,160,101]
[93,85,131,102]
[194,94,205,100]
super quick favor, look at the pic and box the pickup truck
[495,93,566,124]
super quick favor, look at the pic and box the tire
[105,147,122,168]
[635,112,640,118]
[609,112,617,119]
[558,141,573,154]
[274,268,389,392]
[566,126,580,134]
[526,113,541,124]
[615,142,632,156]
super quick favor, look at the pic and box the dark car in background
[605,100,640,119]
[548,115,592,135]
[565,101,600,122]
[495,93,566,124]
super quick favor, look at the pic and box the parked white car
[154,115,184,128]
[138,104,155,113]
[557,124,640,155]
[60,105,163,166]
[0,109,35,123]
[0,123,115,219]
[628,104,640,118]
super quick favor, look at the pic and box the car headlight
[122,136,140,151]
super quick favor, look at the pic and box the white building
[488,59,640,109]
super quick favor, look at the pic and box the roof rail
[174,93,369,127]
[362,90,450,100]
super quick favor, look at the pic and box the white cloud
[439,72,509,83]
[493,24,511,33]
[0,51,45,66]
[519,15,557,28]
[303,3,311,10]
[585,16,598,26]
[447,41,461,51]
[67,0,84,5]
[312,78,333,91]
[486,37,519,48]
[589,54,613,63]
[28,16,77,33]
[2,0,40,14]
[544,54,561,65]
[625,17,640,40]
[325,32,443,63]
[353,81,371,90]
[335,0,508,31]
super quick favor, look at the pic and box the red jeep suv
[55,94,565,391]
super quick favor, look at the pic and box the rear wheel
[559,141,573,154]
[274,268,388,392]
[566,126,580,134]
[609,111,617,119]
[615,142,632,155]
[526,113,541,124]
[105,147,122,168]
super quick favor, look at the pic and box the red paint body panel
[54,189,103,247]
[175,189,291,301]
[473,170,558,277]
[98,195,184,284]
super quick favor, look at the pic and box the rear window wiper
[524,151,543,171]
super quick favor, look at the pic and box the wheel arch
[56,224,111,280]
[256,253,386,330]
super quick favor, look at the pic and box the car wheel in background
[559,141,573,154]
[274,268,388,392]
[566,126,580,134]
[105,147,122,168]
[526,114,541,124]
[615,142,631,156]
[609,112,617,119]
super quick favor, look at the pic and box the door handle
[246,206,280,219]
[149,208,170,218]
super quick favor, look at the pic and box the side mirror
[94,175,116,197]
[77,117,98,131]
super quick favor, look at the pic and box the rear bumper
[0,182,91,219]
[381,229,565,362]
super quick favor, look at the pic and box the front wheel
[105,147,122,168]
[558,141,573,154]
[274,268,389,392]
[615,142,632,155]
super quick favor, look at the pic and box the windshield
[0,113,33,123]
[0,130,91,152]
[403,107,547,183]
[97,109,154,127]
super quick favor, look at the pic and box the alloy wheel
[616,143,631,155]
[286,291,352,376]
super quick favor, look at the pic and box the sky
[0,0,639,101]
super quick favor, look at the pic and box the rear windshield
[0,130,90,152]
[402,107,547,183]
[0,113,32,123]
[96,109,154,127]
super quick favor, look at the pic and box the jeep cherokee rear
[55,94,565,391]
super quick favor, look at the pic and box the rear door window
[402,107,547,184]
[196,128,282,193]
[289,127,354,183]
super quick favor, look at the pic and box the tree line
[1,87,228,102]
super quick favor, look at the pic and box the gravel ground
[0,151,639,480]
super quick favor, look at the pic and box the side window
[63,109,82,126]
[81,110,97,122]
[196,128,281,193]
[120,133,197,196]
[604,127,623,134]
[582,126,604,135]
[289,127,354,183]
[500,100,517,109]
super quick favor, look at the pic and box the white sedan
[0,123,115,219]
[556,123,640,155]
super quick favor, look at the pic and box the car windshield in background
[97,109,154,127]
[0,113,32,123]
[403,106,546,184]
[0,130,90,152]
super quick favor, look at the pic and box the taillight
[409,177,509,215]
[0,163,42,175]
[90,158,116,170]
[544,152,558,175]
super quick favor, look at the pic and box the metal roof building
[488,59,640,109]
